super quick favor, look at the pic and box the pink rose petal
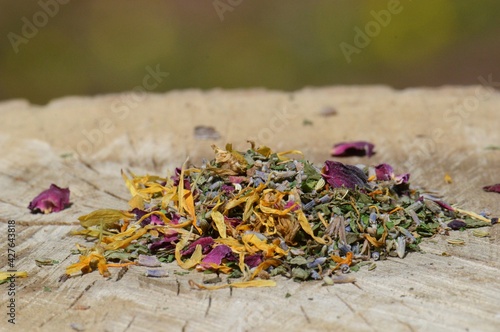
[331,141,375,157]
[483,183,500,193]
[28,184,70,214]
[181,237,214,256]
[394,173,410,185]
[375,163,394,181]
[244,254,263,268]
[322,161,367,189]
[201,245,234,268]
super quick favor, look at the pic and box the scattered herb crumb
[303,119,313,126]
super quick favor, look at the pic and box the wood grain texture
[1,87,499,331]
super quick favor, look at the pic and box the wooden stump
[1,87,499,331]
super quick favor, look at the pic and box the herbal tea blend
[65,143,494,288]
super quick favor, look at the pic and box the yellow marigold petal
[121,170,139,197]
[0,271,28,280]
[363,233,386,247]
[211,211,227,239]
[189,279,276,290]
[296,210,326,244]
[97,258,110,277]
[196,263,232,274]
[66,255,92,276]
[276,150,303,161]
[136,211,171,225]
[216,237,246,252]
[128,194,144,210]
[104,227,148,251]
[78,209,134,229]
[175,236,203,270]
[331,252,353,266]
[242,233,287,257]
[250,259,281,280]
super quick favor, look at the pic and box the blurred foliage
[0,0,500,104]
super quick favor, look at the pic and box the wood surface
[1,86,499,331]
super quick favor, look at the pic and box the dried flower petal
[447,219,467,230]
[244,254,263,268]
[375,163,393,181]
[374,163,410,185]
[182,237,214,256]
[201,245,234,268]
[28,184,70,214]
[394,173,410,185]
[149,234,179,252]
[78,209,134,229]
[483,183,500,193]
[0,271,28,281]
[189,279,276,290]
[131,208,164,227]
[66,252,109,277]
[331,141,375,157]
[322,161,367,189]
[229,176,246,184]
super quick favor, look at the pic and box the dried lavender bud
[145,269,169,278]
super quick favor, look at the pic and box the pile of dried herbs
[65,143,494,288]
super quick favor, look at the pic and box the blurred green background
[1,0,500,105]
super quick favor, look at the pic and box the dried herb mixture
[65,143,493,287]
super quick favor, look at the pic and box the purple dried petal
[331,141,375,157]
[201,245,234,267]
[131,208,165,227]
[284,201,300,211]
[229,176,246,184]
[244,254,263,268]
[150,214,164,225]
[169,212,181,225]
[434,199,454,211]
[224,216,242,227]
[131,207,147,219]
[322,161,368,189]
[375,163,394,181]
[394,173,410,185]
[221,184,235,193]
[447,219,467,230]
[149,233,179,252]
[138,254,161,267]
[181,237,214,256]
[483,183,500,193]
[28,184,70,214]
[171,167,191,190]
